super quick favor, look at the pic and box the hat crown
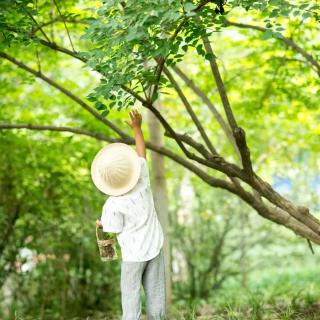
[100,154,131,188]
[91,143,141,196]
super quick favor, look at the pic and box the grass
[168,267,320,319]
[7,267,320,319]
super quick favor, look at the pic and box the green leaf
[182,44,188,52]
[166,58,174,66]
[185,2,196,12]
[269,10,279,18]
[299,4,309,10]
[109,101,116,108]
[302,12,311,19]
[87,94,97,102]
[101,109,109,117]
[151,92,158,103]
[261,29,273,40]
[95,101,105,110]
[196,44,205,56]
[204,52,215,61]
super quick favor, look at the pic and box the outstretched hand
[126,109,146,158]
[126,110,142,130]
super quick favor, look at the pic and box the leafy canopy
[80,0,319,113]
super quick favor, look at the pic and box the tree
[147,101,172,309]
[1,0,320,246]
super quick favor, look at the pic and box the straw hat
[91,143,141,196]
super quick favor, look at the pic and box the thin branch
[36,47,41,73]
[0,123,124,143]
[31,18,88,36]
[39,39,85,62]
[172,65,240,159]
[201,35,254,177]
[270,55,318,71]
[165,131,216,160]
[224,19,320,77]
[0,52,127,139]
[151,19,186,99]
[150,0,213,99]
[52,0,75,52]
[162,66,218,155]
[120,85,199,158]
[201,36,238,130]
[195,0,212,11]
[0,123,236,193]
[124,80,216,164]
[22,6,51,43]
[142,100,245,179]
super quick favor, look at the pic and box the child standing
[93,110,166,320]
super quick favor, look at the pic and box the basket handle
[96,225,101,242]
[96,224,116,243]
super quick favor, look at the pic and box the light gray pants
[121,249,166,320]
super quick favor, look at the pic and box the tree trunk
[239,207,247,289]
[147,101,172,311]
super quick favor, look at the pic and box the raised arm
[126,110,146,158]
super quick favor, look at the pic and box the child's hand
[126,110,142,130]
[96,219,103,229]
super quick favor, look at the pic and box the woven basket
[96,226,118,261]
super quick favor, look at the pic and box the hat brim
[91,143,141,196]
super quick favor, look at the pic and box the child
[92,110,166,320]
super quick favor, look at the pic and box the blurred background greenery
[0,0,320,319]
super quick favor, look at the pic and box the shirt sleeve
[101,200,124,234]
[139,157,150,185]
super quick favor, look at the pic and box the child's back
[101,156,164,262]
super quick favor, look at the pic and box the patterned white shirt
[101,157,164,262]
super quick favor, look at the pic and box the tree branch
[201,37,238,130]
[164,131,218,160]
[162,65,218,155]
[31,18,89,36]
[0,123,128,143]
[0,52,128,139]
[150,0,213,98]
[201,35,254,177]
[52,0,75,52]
[22,6,51,43]
[0,123,235,193]
[144,101,244,179]
[151,15,188,99]
[172,65,240,159]
[229,177,320,244]
[224,19,320,77]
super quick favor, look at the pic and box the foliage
[0,0,320,318]
[80,0,320,114]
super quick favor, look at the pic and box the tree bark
[147,101,172,312]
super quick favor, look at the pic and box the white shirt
[101,157,164,262]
